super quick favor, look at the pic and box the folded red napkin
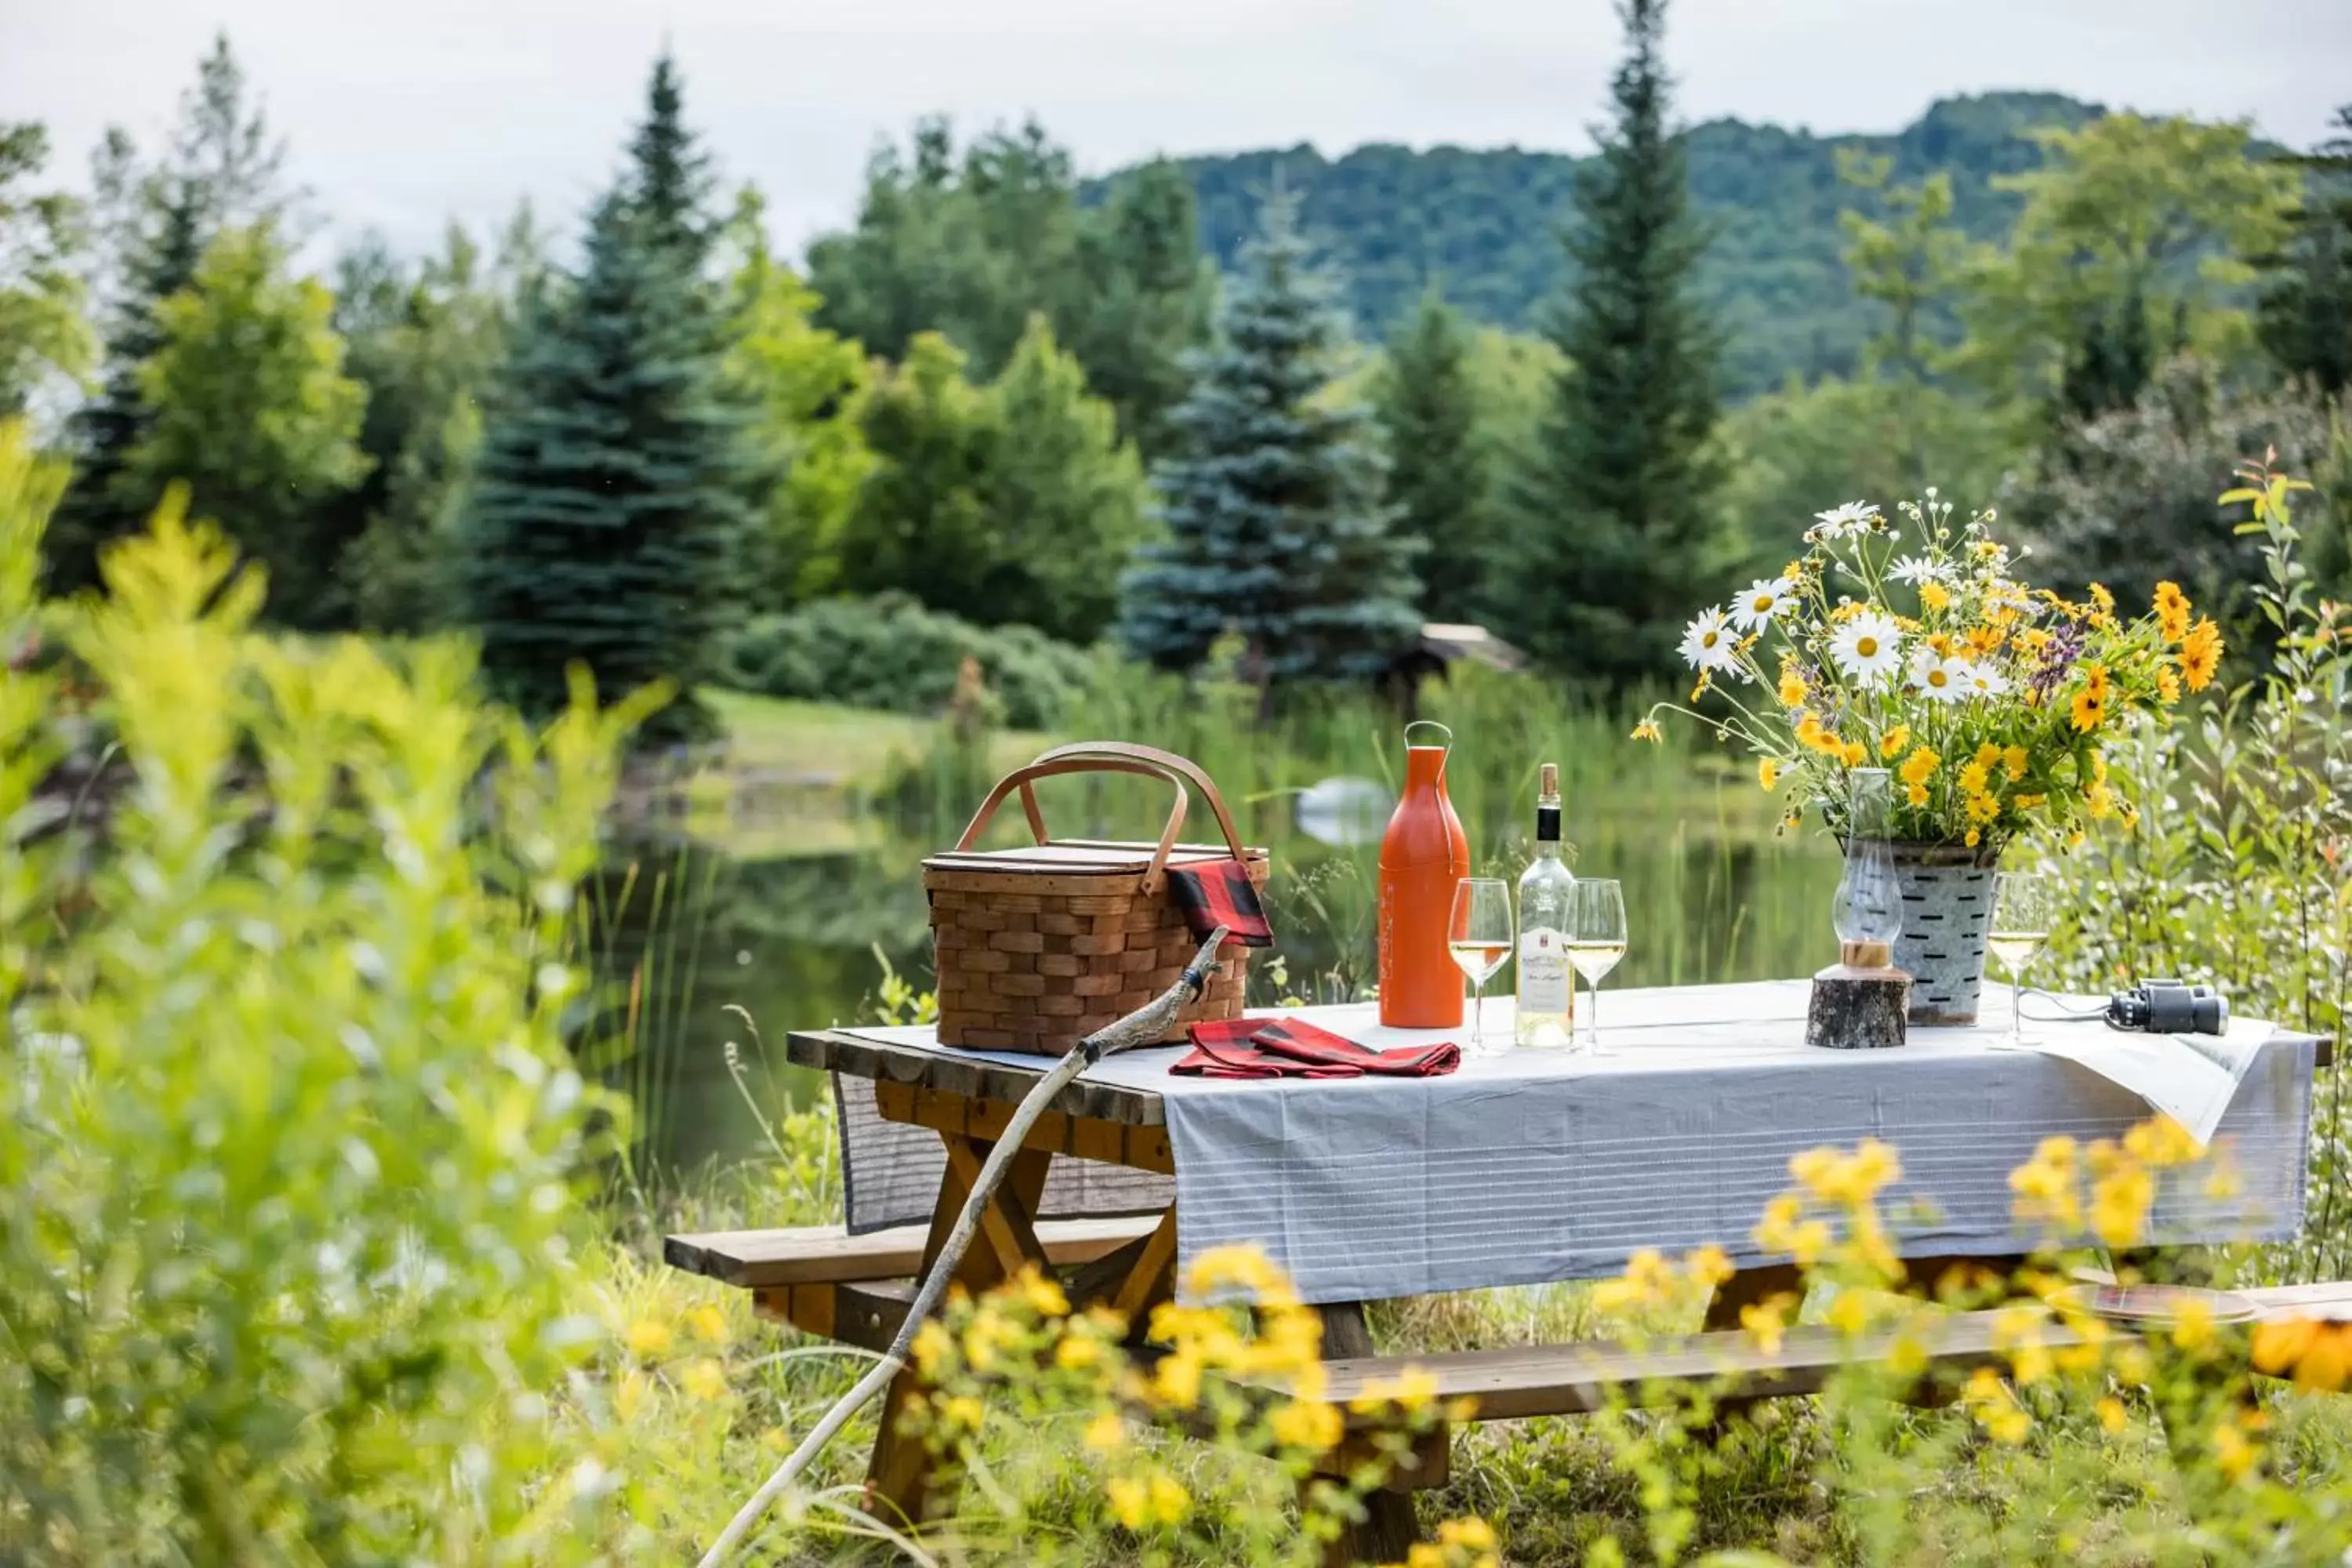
[1164,860,1274,949]
[1171,1017,1461,1080]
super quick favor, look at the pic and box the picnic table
[670,980,2331,1566]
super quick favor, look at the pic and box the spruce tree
[458,60,753,746]
[1374,287,1489,622]
[2256,105,2352,394]
[1501,0,1723,684]
[45,34,289,594]
[1116,196,1420,692]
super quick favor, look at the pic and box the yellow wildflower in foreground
[625,1319,674,1359]
[1778,666,1807,706]
[1349,1365,1441,1416]
[1081,1410,1127,1454]
[1269,1398,1343,1453]
[1758,756,1780,789]
[2181,617,2223,690]
[1879,724,1911,758]
[2154,579,2191,641]
[1630,720,1662,743]
[1898,745,1940,788]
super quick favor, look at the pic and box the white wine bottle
[1516,763,1576,1047]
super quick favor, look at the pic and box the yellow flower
[1965,828,1980,847]
[2122,1115,2202,1167]
[1958,759,1992,795]
[1018,1266,1071,1319]
[1083,1409,1127,1454]
[1349,1367,1440,1416]
[1879,724,1911,759]
[2181,618,2223,690]
[1056,1333,1103,1373]
[1105,1475,1150,1530]
[1683,1244,1736,1289]
[1758,757,1780,789]
[1778,666,1808,706]
[1966,791,2002,826]
[2252,1317,2321,1377]
[1827,1288,1871,1337]
[2070,686,2107,733]
[1907,782,1929,808]
[1987,1404,2031,1445]
[2097,1396,2129,1435]
[1898,746,1940,788]
[2083,660,2111,699]
[1965,624,2006,657]
[1741,1294,1795,1356]
[2089,1164,2154,1248]
[2171,1298,2216,1353]
[2154,580,2191,641]
[1841,740,1867,767]
[681,1357,728,1402]
[1439,1518,1499,1552]
[615,1367,651,1422]
[2013,793,2046,811]
[688,1304,730,1345]
[2089,582,2115,616]
[1148,1472,1191,1525]
[1269,1399,1342,1453]
[2002,745,2028,782]
[2158,664,2182,703]
[941,1393,987,1432]
[626,1319,674,1359]
[1631,720,1663,743]
[1152,1351,1204,1410]
[1919,580,1952,612]
[2212,1420,2259,1482]
[911,1318,955,1380]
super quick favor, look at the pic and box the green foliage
[720,592,1095,730]
[329,224,525,635]
[830,321,1146,644]
[460,60,757,746]
[1374,289,1490,622]
[0,419,659,1561]
[125,223,370,627]
[975,314,1152,642]
[45,34,292,597]
[2018,354,2347,628]
[2255,104,2352,394]
[1132,92,2103,397]
[717,189,873,604]
[1118,195,1421,689]
[1958,114,2301,423]
[0,122,94,416]
[1716,376,2013,579]
[1498,0,1726,685]
[808,120,1208,452]
[2040,457,2352,1284]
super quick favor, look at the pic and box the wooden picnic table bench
[667,1018,2336,1567]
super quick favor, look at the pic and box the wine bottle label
[1536,805,1561,841]
[1519,925,1570,1011]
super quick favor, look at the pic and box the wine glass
[1989,870,2053,1044]
[1447,878,1514,1057]
[1567,879,1628,1055]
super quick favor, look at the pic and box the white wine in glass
[1449,878,1514,1057]
[1568,878,1627,1054]
[1989,871,2053,1043]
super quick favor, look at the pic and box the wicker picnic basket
[923,742,1269,1055]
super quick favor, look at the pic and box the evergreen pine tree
[458,60,754,746]
[1500,0,1723,684]
[45,33,289,593]
[1374,287,1490,622]
[2256,105,2352,394]
[1116,195,1420,693]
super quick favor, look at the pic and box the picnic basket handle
[952,742,1250,895]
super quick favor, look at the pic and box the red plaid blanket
[1164,860,1272,949]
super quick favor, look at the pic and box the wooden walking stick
[699,927,1229,1566]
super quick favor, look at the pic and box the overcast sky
[5,0,2347,263]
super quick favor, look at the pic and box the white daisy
[1963,663,2012,699]
[1887,555,1951,586]
[1911,649,1974,704]
[1678,607,1739,673]
[1810,500,1883,538]
[1729,576,1795,633]
[1828,611,1904,687]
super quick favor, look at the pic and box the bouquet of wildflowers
[1634,493,2223,857]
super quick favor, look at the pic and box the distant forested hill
[1087,92,2103,397]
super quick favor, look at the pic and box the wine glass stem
[1471,983,1483,1053]
[2011,969,2024,1044]
[1588,981,1600,1055]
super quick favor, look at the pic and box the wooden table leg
[863,1134,1058,1529]
[1312,1301,1422,1568]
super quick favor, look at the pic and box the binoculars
[2106,978,2230,1036]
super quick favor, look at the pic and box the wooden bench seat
[1243,1278,2352,1443]
[665,1212,1164,1290]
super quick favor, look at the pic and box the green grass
[703,688,1051,793]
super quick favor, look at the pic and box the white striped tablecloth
[834,980,2314,1307]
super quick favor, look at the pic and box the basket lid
[922,838,1268,876]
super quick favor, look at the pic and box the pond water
[590,768,1846,1174]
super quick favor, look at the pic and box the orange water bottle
[1378,720,1471,1028]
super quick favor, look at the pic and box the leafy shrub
[0,420,658,1563]
[720,591,1098,728]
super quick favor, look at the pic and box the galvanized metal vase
[1889,841,2000,1025]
